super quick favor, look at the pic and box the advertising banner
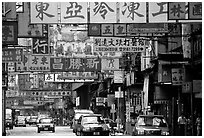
[2,48,23,62]
[50,57,101,72]
[93,37,148,53]
[16,55,51,72]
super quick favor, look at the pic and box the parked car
[75,114,110,136]
[15,115,26,127]
[28,116,38,125]
[5,118,13,129]
[37,118,55,133]
[72,109,94,132]
[132,115,170,136]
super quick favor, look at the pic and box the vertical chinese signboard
[2,21,18,45]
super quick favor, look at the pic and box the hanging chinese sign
[171,68,184,85]
[30,2,58,23]
[120,2,146,23]
[16,55,51,72]
[127,23,168,36]
[101,58,120,71]
[88,23,168,37]
[32,38,49,55]
[30,2,201,24]
[93,37,149,53]
[188,2,202,20]
[2,21,18,45]
[50,57,101,72]
[2,48,23,62]
[61,2,88,23]
[90,2,117,23]
[149,2,175,23]
[168,2,186,20]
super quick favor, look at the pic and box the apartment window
[16,2,24,12]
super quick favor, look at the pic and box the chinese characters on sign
[2,48,23,62]
[50,58,101,72]
[30,2,201,24]
[16,55,50,72]
[2,21,18,45]
[120,2,146,23]
[93,37,149,52]
[188,2,202,20]
[31,2,58,23]
[32,38,49,54]
[101,58,120,71]
[168,2,186,20]
[61,2,87,23]
[171,68,184,85]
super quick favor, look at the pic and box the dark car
[37,118,55,133]
[75,114,110,136]
[5,119,13,129]
[132,115,170,136]
[28,117,38,125]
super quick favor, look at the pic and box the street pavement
[6,125,76,136]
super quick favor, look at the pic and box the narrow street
[6,126,75,136]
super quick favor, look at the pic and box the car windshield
[82,116,104,125]
[137,116,167,127]
[75,113,92,120]
[40,118,53,123]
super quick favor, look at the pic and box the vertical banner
[120,2,146,23]
[182,24,191,58]
[90,2,117,23]
[61,2,88,23]
[30,2,58,23]
[143,75,149,113]
[114,71,123,83]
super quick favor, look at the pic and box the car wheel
[76,131,80,136]
[80,132,84,136]
[52,129,55,133]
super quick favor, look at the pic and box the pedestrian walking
[196,114,202,136]
[186,116,192,136]
[177,113,187,136]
